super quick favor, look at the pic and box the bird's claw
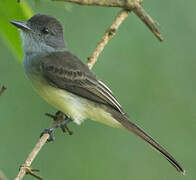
[41,111,73,142]
[60,124,73,135]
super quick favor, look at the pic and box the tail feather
[109,109,185,174]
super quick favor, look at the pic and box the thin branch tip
[14,133,50,180]
[133,3,163,41]
[88,9,131,69]
[15,111,70,180]
[54,0,163,41]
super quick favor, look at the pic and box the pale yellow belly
[31,79,122,128]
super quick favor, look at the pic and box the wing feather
[40,51,126,115]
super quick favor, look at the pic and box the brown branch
[0,86,7,96]
[54,0,163,41]
[133,3,163,41]
[14,112,71,180]
[88,9,131,69]
[53,0,132,8]
[14,134,49,180]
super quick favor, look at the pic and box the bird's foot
[60,123,73,135]
[46,111,73,135]
[40,127,55,142]
[41,111,73,142]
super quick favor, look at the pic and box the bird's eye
[41,27,49,34]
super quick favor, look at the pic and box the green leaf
[0,1,33,62]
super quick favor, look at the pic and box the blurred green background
[0,0,195,180]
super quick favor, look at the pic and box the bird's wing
[40,51,126,115]
[39,51,185,174]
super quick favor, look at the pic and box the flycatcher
[10,14,185,174]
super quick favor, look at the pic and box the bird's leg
[41,111,73,142]
[40,118,72,142]
[52,111,73,135]
[61,123,73,135]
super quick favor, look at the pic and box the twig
[0,86,7,96]
[54,0,163,41]
[53,0,134,8]
[14,112,71,180]
[133,3,163,41]
[88,9,130,69]
[14,134,49,180]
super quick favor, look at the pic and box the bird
[10,14,185,174]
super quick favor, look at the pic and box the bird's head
[10,14,66,55]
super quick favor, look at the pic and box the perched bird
[10,14,185,174]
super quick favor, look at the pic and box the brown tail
[109,109,185,174]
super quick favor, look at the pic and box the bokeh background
[0,0,195,180]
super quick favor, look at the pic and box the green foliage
[0,1,33,61]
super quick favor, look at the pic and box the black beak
[10,21,31,31]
